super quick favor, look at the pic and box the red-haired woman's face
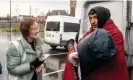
[28,21,39,39]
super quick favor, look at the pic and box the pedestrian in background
[0,62,2,74]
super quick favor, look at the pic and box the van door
[62,22,80,45]
[45,21,60,45]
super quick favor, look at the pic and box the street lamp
[10,0,12,40]
[30,5,31,15]
[15,5,19,22]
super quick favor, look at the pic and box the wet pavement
[0,32,67,80]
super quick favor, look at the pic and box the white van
[44,15,80,50]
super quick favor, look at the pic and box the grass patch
[0,27,44,32]
[0,28,20,32]
[39,27,44,32]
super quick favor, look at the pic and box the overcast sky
[0,0,132,19]
[0,0,71,17]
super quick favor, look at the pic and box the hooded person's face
[89,13,98,31]
[88,6,110,30]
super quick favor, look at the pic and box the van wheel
[50,45,57,50]
[66,40,74,51]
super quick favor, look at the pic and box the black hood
[90,6,111,28]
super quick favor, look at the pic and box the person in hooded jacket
[63,6,129,80]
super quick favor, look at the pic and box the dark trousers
[128,67,133,80]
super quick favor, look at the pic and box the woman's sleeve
[6,44,31,76]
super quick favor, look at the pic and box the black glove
[30,58,44,70]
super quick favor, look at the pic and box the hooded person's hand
[69,52,78,66]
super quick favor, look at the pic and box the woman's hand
[35,64,43,73]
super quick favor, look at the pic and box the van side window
[46,21,60,31]
[64,22,80,32]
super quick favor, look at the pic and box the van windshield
[64,22,80,32]
[46,21,60,31]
